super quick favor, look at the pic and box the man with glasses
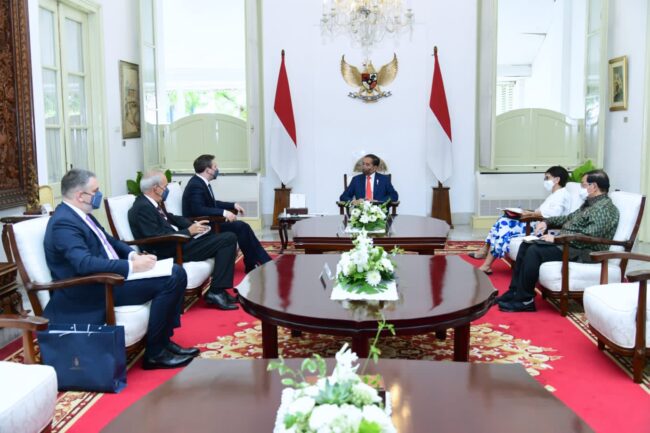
[128,170,239,310]
[44,169,196,369]
[498,169,619,312]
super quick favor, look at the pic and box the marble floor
[2,224,649,350]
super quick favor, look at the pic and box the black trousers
[183,231,237,292]
[113,263,187,356]
[509,241,563,301]
[220,220,271,271]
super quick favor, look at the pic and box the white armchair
[0,314,57,433]
[6,216,150,353]
[584,251,649,383]
[535,191,645,316]
[104,194,214,298]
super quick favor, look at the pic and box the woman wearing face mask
[469,166,571,274]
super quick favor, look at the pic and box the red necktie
[365,175,372,200]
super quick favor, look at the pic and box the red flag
[270,50,298,185]
[426,47,453,183]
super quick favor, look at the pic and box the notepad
[127,257,174,281]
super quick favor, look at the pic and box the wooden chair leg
[632,348,646,383]
[560,294,568,317]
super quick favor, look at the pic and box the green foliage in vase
[569,160,595,183]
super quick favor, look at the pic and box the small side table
[277,214,312,253]
[0,263,22,314]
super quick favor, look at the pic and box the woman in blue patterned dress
[469,166,571,274]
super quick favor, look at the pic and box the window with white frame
[496,80,515,115]
[39,0,94,187]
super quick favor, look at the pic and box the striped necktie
[85,214,119,259]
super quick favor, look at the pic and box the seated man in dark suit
[128,170,239,310]
[182,154,271,273]
[499,170,620,313]
[44,169,196,370]
[339,153,399,204]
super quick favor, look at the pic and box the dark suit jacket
[128,194,193,259]
[182,175,235,217]
[43,203,133,324]
[339,172,399,202]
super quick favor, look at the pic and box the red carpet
[3,243,649,432]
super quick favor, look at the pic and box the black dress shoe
[498,298,537,313]
[223,291,239,304]
[496,289,517,304]
[142,348,193,370]
[167,341,200,357]
[205,291,239,310]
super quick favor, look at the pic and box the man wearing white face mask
[498,169,619,312]
[470,166,571,274]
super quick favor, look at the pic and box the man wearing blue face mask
[498,169,619,313]
[44,169,196,369]
[129,170,239,310]
[182,154,271,273]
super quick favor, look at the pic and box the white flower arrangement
[335,231,396,296]
[347,200,389,232]
[269,343,397,433]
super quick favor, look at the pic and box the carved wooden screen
[0,0,38,210]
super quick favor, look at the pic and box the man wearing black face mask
[182,154,271,273]
[129,170,239,310]
[44,169,196,369]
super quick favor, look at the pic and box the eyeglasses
[580,182,592,188]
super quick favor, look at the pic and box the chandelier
[321,0,414,56]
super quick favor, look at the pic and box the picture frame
[608,56,628,111]
[119,60,141,138]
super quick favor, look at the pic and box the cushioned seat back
[105,194,136,242]
[608,191,643,253]
[164,182,183,216]
[564,182,585,212]
[12,217,52,307]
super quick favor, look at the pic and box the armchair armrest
[25,273,124,325]
[519,215,543,235]
[552,234,626,247]
[0,314,48,331]
[0,314,49,364]
[125,233,191,246]
[590,251,650,263]
[626,269,650,283]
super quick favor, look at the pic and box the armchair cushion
[106,195,137,243]
[115,302,151,346]
[12,216,52,307]
[0,361,57,433]
[184,258,214,289]
[164,182,184,216]
[538,261,621,292]
[584,282,650,349]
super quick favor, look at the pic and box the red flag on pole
[270,50,298,185]
[426,47,453,183]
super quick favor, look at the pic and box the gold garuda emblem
[341,54,398,103]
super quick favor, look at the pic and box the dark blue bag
[37,323,127,393]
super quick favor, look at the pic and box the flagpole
[429,45,453,227]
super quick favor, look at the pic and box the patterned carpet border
[4,241,648,432]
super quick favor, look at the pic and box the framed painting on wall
[608,56,628,111]
[119,60,141,138]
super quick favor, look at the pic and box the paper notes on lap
[127,257,174,281]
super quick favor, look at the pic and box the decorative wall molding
[0,0,38,210]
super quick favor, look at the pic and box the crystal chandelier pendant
[321,0,414,57]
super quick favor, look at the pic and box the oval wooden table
[237,254,496,360]
[291,214,450,254]
[101,359,594,433]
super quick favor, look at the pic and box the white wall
[604,0,648,193]
[27,0,141,196]
[260,0,478,219]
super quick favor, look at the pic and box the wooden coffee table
[237,254,496,360]
[101,358,593,433]
[292,215,450,254]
